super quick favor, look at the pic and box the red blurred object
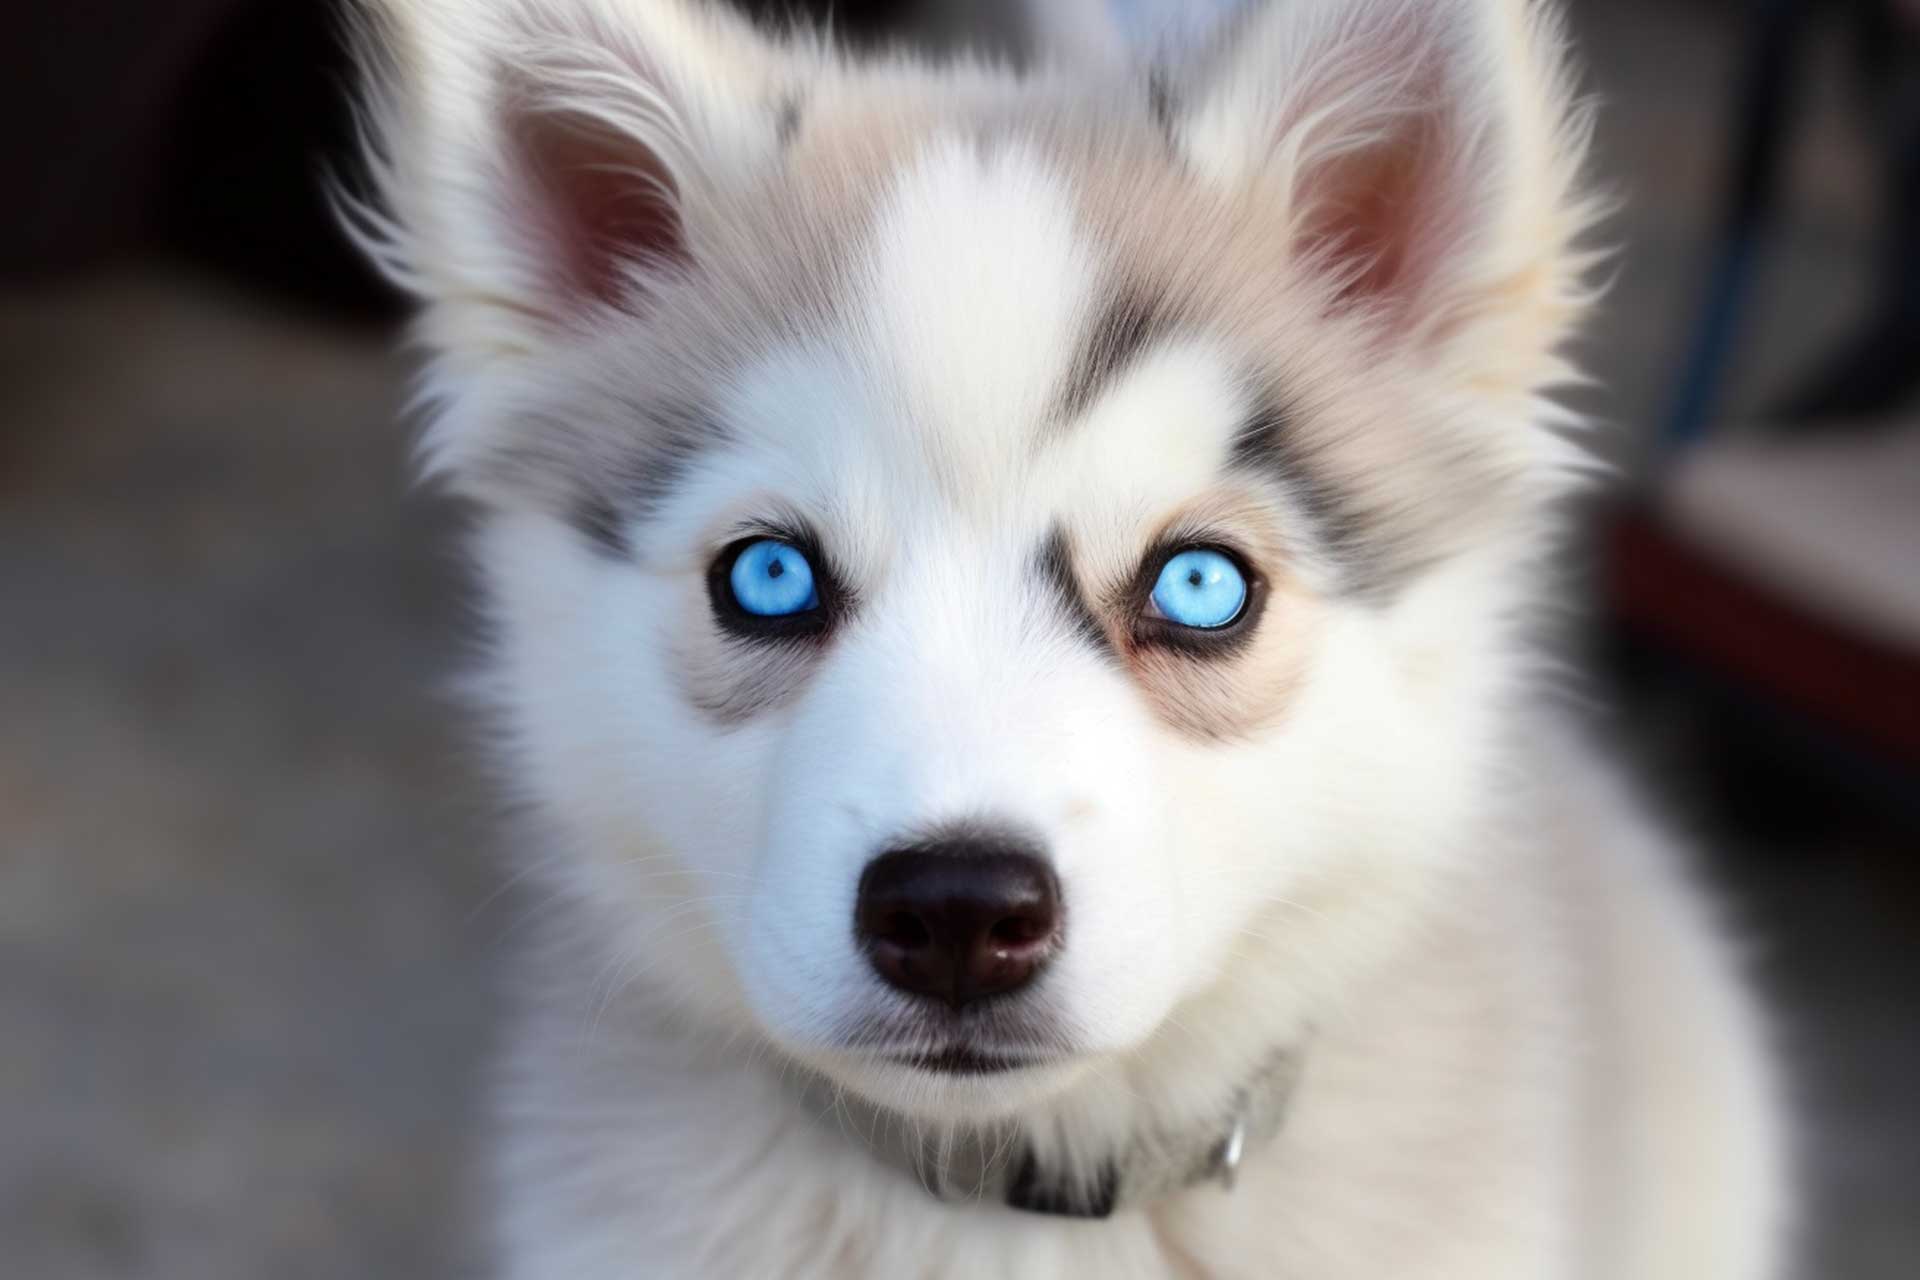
[1607,507,1920,769]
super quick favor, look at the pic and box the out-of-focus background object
[2,1,1915,1276]
[1603,0,1920,827]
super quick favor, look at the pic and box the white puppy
[346,0,1791,1274]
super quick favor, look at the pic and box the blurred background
[2,0,1916,1275]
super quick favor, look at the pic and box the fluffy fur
[345,0,1791,1275]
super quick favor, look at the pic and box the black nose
[854,837,1062,1008]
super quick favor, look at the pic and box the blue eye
[728,539,819,617]
[1150,548,1247,629]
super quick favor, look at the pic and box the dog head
[350,0,1598,1124]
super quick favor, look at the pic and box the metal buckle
[1209,1110,1248,1191]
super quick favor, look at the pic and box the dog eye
[1147,547,1247,629]
[728,539,819,617]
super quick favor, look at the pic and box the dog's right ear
[342,0,792,474]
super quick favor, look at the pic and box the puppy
[345,1,1791,1274]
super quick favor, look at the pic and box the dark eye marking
[1050,285,1177,431]
[1146,67,1178,143]
[1226,388,1376,591]
[485,398,721,561]
[1035,527,1115,660]
[775,93,803,149]
[571,488,630,558]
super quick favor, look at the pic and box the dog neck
[787,1044,1307,1219]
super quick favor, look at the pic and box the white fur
[349,0,1790,1275]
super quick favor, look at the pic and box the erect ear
[1171,0,1600,380]
[343,0,792,463]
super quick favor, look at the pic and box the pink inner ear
[504,93,688,313]
[1263,3,1491,338]
[1299,104,1471,327]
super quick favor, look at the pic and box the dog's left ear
[1170,0,1600,389]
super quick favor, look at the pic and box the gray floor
[0,280,493,1278]
[3,1,1916,1275]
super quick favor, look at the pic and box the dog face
[353,0,1596,1121]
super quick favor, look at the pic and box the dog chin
[796,1043,1094,1121]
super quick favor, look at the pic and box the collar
[791,1045,1306,1219]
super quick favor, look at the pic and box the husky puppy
[346,0,1789,1274]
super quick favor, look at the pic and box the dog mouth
[887,1046,1041,1075]
[846,1010,1073,1078]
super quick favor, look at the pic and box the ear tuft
[338,0,798,479]
[342,0,788,337]
[1175,0,1602,364]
